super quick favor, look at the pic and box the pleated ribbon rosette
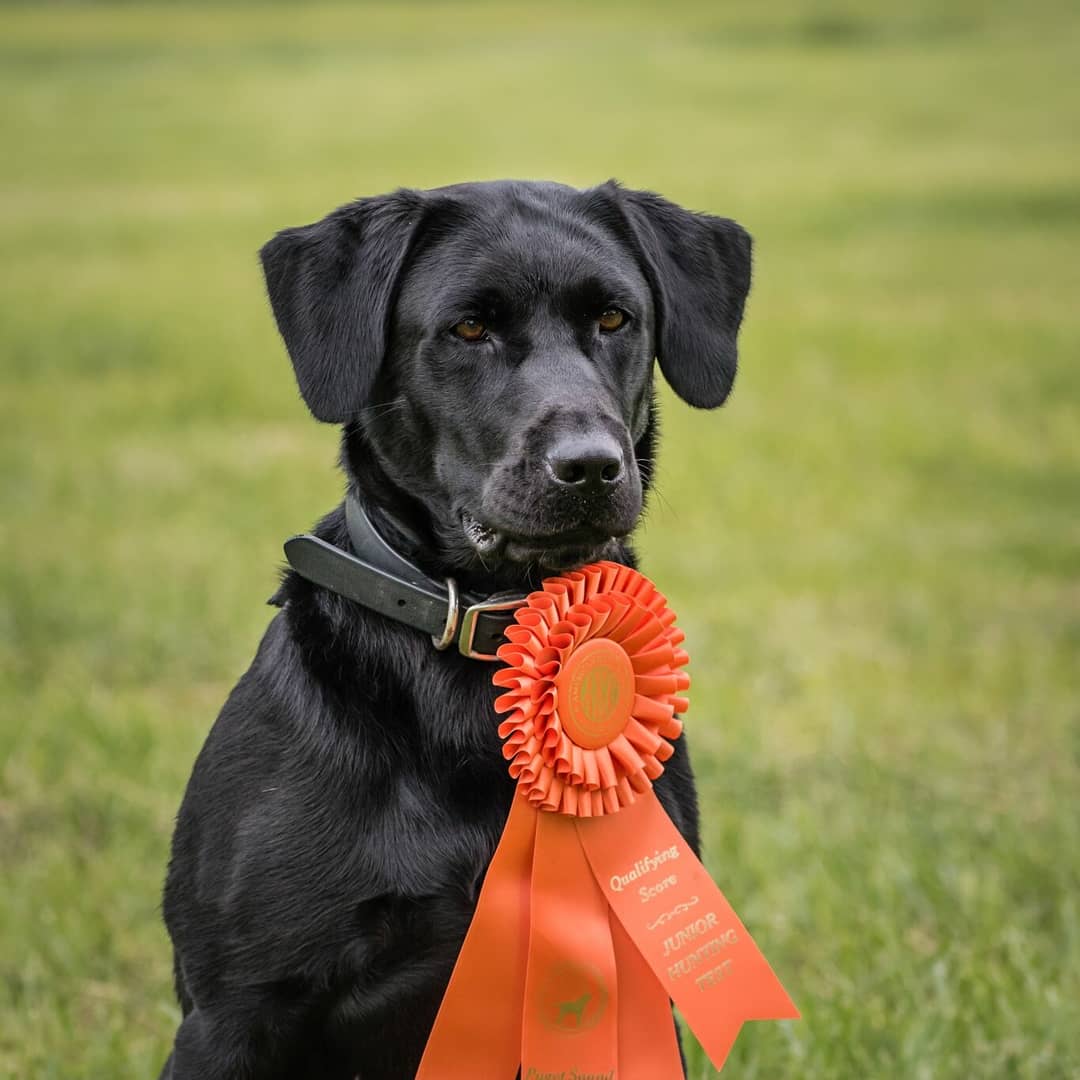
[417,562,798,1079]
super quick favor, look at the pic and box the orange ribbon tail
[577,791,800,1073]
[522,812,620,1078]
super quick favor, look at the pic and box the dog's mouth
[462,512,624,572]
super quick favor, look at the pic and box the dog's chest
[314,755,515,1072]
[350,762,514,898]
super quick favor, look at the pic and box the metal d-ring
[431,577,460,651]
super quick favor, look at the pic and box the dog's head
[261,180,751,583]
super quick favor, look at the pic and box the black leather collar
[283,496,524,661]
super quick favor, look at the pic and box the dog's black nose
[546,436,624,494]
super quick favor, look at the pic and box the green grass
[2,2,1078,1076]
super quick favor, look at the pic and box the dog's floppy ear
[601,184,752,409]
[260,190,427,423]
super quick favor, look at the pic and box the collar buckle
[458,594,526,660]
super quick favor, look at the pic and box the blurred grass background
[2,1,1078,1076]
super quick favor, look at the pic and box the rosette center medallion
[556,637,635,749]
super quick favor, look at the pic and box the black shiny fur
[160,180,751,1079]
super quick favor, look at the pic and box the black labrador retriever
[160,179,751,1080]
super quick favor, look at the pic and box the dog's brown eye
[453,318,487,342]
[598,308,625,332]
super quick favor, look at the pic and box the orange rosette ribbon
[494,562,689,818]
[417,562,798,1080]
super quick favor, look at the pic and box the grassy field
[2,2,1078,1076]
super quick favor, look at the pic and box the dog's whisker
[351,397,410,421]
